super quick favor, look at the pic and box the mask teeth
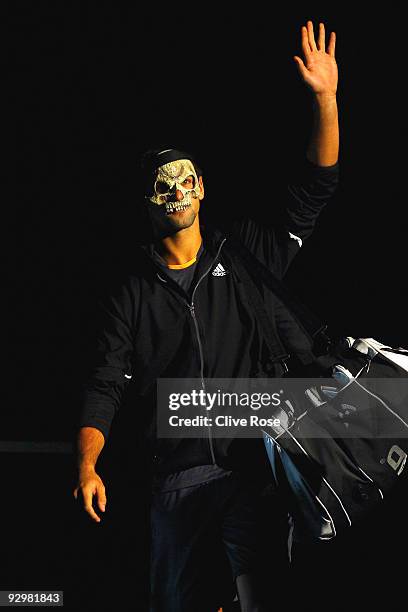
[165,201,190,214]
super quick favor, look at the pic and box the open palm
[294,21,338,96]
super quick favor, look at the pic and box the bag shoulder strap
[224,234,330,365]
[228,248,289,366]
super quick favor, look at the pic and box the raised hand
[294,21,338,97]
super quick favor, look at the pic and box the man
[74,21,339,611]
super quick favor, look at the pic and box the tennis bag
[263,337,408,541]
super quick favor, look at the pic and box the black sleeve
[231,159,339,279]
[78,280,138,441]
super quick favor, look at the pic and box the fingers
[327,31,336,57]
[301,25,312,58]
[97,484,107,513]
[318,22,325,51]
[301,21,335,57]
[307,21,318,51]
[73,481,106,523]
[83,487,102,523]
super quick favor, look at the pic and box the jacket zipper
[187,237,227,465]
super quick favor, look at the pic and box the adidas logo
[212,263,228,276]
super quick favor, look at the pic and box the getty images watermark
[156,377,408,439]
[167,387,282,430]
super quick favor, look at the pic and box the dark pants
[150,469,268,612]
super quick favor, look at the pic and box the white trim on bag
[358,467,384,500]
[263,430,338,538]
[281,428,353,527]
[353,378,408,431]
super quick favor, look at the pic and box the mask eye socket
[181,175,195,189]
[155,181,170,194]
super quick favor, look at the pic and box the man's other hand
[73,466,107,523]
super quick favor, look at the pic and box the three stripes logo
[212,263,228,277]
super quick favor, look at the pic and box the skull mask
[147,159,201,215]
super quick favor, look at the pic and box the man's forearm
[77,426,105,471]
[306,93,339,167]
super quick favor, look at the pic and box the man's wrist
[313,92,337,107]
[78,461,96,473]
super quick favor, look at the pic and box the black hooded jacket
[79,160,339,475]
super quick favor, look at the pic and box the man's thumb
[293,56,307,76]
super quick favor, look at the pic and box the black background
[1,2,407,609]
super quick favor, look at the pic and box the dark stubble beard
[148,202,198,239]
[165,205,197,232]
